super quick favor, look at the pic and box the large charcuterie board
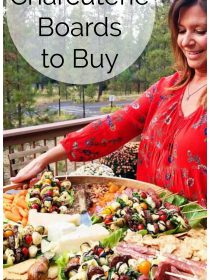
[3,174,207,280]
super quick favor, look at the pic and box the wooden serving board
[4,175,173,199]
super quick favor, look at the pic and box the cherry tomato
[46,190,53,197]
[137,260,151,275]
[140,192,147,199]
[157,210,166,216]
[51,206,59,212]
[31,204,40,210]
[140,202,148,210]
[104,214,113,225]
[22,247,29,257]
[137,224,145,230]
[106,214,113,219]
[25,234,32,245]
[159,214,167,222]
[94,246,104,256]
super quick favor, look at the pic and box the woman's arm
[11,144,66,183]
[11,74,172,183]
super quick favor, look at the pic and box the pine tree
[3,13,39,128]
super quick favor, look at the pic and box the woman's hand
[11,144,67,183]
[10,157,46,183]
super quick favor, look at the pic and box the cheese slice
[47,222,76,241]
[55,224,109,254]
[28,209,80,228]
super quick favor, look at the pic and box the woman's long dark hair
[168,0,207,106]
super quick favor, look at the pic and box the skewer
[157,189,170,195]
[182,209,207,214]
[156,189,165,194]
[163,192,179,199]
[165,271,198,280]
[157,190,172,198]
[180,201,198,208]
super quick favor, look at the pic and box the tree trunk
[16,54,22,127]
[97,82,105,101]
[137,81,140,93]
[65,85,68,100]
[124,84,127,95]
[18,103,22,127]
[79,86,82,101]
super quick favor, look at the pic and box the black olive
[87,266,104,280]
[64,260,80,278]
[125,214,132,223]
[110,255,131,268]
[13,225,19,234]
[8,235,15,250]
[53,200,61,207]
[143,210,152,223]
[122,255,132,263]
[15,248,23,263]
[165,220,175,230]
[108,249,114,255]
[43,196,53,202]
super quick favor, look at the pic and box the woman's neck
[192,70,207,84]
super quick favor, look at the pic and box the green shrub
[85,84,97,100]
[100,105,122,114]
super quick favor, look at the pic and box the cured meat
[115,246,153,261]
[170,266,193,280]
[154,262,172,280]
[117,242,156,256]
[163,253,207,274]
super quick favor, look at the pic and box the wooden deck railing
[3,116,105,184]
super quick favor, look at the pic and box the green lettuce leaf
[182,204,207,228]
[91,215,103,225]
[68,189,74,206]
[55,252,69,280]
[100,228,126,248]
[158,192,167,198]
[138,229,148,236]
[165,194,188,206]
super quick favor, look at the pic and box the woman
[12,0,207,207]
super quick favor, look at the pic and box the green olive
[114,218,126,227]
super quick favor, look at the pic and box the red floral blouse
[61,73,207,206]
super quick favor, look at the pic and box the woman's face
[177,4,207,73]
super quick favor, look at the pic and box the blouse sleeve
[60,79,165,162]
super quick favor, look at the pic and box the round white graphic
[7,0,155,84]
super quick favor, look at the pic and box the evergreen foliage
[3,2,174,128]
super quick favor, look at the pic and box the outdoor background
[3,0,173,129]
